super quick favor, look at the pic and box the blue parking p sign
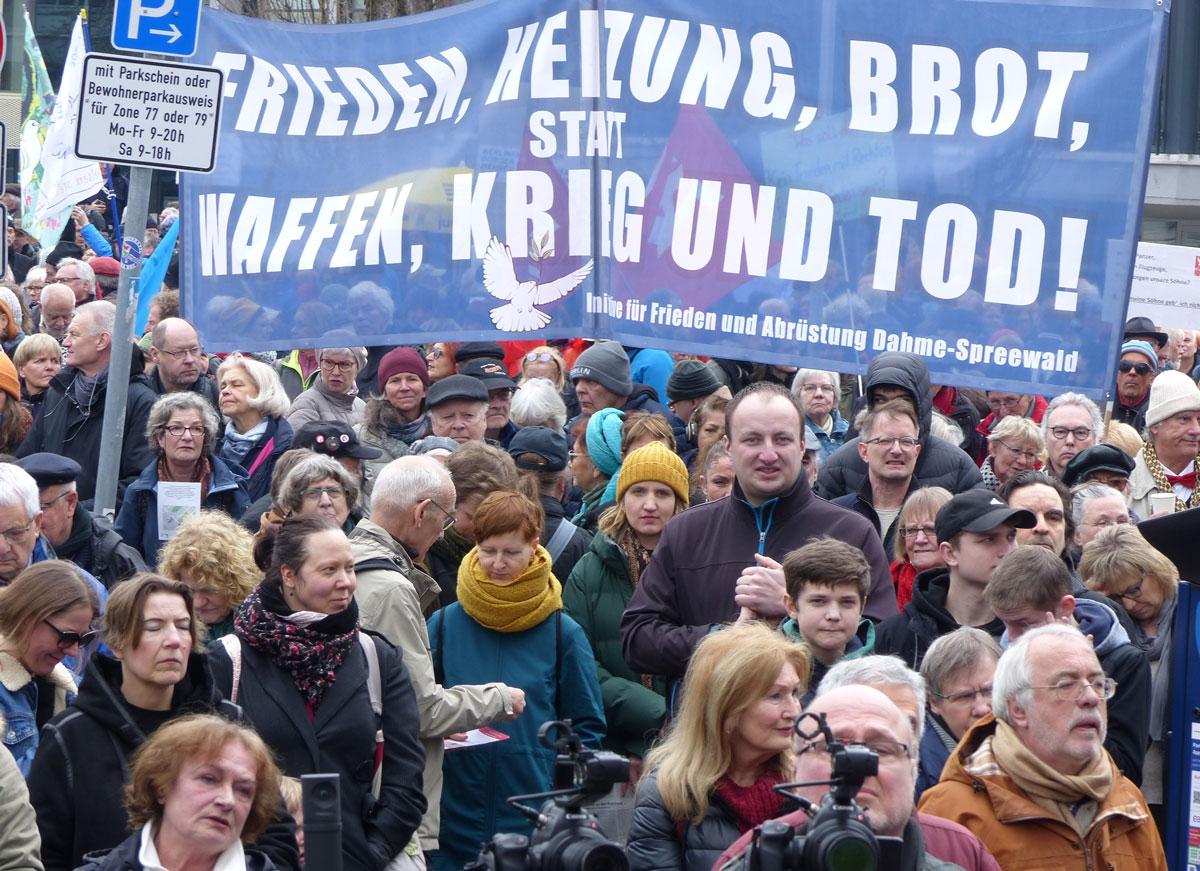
[111,0,202,57]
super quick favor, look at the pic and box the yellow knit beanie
[616,442,690,507]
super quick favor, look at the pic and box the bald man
[148,317,218,410]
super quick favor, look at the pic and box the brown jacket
[918,715,1165,871]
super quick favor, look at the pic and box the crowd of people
[0,189,1192,870]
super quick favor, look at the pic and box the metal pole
[93,165,152,521]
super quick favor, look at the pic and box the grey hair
[920,627,1002,699]
[789,369,839,400]
[75,300,115,337]
[348,281,395,320]
[217,353,290,419]
[929,411,964,447]
[510,377,568,430]
[0,465,39,520]
[1041,393,1103,444]
[1069,482,1126,531]
[21,266,47,289]
[988,415,1044,454]
[992,622,1090,724]
[816,655,926,740]
[372,455,452,513]
[280,454,360,514]
[56,257,95,288]
[39,283,76,309]
[146,392,221,456]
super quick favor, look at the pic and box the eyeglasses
[1048,426,1093,441]
[428,347,444,360]
[0,522,34,546]
[1112,578,1145,603]
[43,619,98,650]
[1118,360,1153,376]
[1082,515,1130,529]
[800,383,836,394]
[997,441,1040,462]
[163,424,206,438]
[320,359,356,372]
[862,436,919,450]
[301,486,347,502]
[987,396,1026,410]
[899,524,936,540]
[799,738,910,762]
[39,491,73,512]
[427,498,456,531]
[1031,676,1116,702]
[156,346,203,360]
[932,685,993,706]
[525,351,554,363]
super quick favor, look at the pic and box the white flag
[34,15,102,233]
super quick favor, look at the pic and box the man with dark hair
[998,470,1072,560]
[621,382,898,679]
[832,399,922,556]
[984,545,1150,785]
[874,489,1034,669]
[818,352,982,499]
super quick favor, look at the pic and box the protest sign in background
[1129,241,1200,331]
[182,0,1167,399]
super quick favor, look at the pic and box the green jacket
[780,615,875,702]
[563,534,665,757]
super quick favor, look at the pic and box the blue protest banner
[181,0,1167,399]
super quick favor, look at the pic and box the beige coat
[349,518,512,851]
[0,714,43,870]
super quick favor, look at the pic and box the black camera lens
[820,833,876,871]
[557,839,628,871]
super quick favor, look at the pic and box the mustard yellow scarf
[457,544,562,633]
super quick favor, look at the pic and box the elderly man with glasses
[919,623,1164,870]
[147,317,218,412]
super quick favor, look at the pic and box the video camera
[743,712,904,871]
[467,720,630,871]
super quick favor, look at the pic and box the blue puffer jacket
[113,453,250,566]
[427,604,606,871]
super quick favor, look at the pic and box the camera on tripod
[743,712,903,871]
[467,720,630,871]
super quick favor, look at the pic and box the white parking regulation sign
[75,53,222,173]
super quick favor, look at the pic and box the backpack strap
[545,518,576,564]
[433,611,446,686]
[245,436,276,479]
[357,631,382,717]
[219,634,242,705]
[354,556,408,576]
[554,610,561,719]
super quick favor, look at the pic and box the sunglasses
[1118,360,1153,376]
[43,619,98,650]
[525,351,554,363]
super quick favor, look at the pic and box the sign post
[87,0,219,520]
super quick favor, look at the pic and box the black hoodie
[27,653,299,871]
[817,352,983,499]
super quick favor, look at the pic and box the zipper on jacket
[739,497,779,555]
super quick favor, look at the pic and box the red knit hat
[0,351,19,404]
[377,346,430,393]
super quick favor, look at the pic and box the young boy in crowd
[780,537,876,700]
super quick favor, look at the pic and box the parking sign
[111,0,203,57]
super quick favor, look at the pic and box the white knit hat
[1146,370,1200,428]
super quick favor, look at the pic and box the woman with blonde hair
[890,487,953,609]
[627,622,810,871]
[158,511,262,638]
[518,345,567,389]
[1080,524,1180,818]
[981,415,1043,491]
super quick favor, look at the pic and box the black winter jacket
[817,353,982,499]
[831,477,916,561]
[620,473,899,679]
[208,629,427,871]
[28,652,300,871]
[626,772,751,871]
[539,494,592,583]
[873,568,1005,670]
[52,505,146,589]
[16,353,158,506]
[77,829,277,871]
[147,366,220,412]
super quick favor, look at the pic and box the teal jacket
[780,616,875,702]
[563,534,667,758]
[427,604,605,871]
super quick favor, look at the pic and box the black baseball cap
[293,421,383,460]
[935,489,1036,542]
[508,427,568,471]
[1061,444,1136,488]
[461,358,517,391]
[426,374,489,409]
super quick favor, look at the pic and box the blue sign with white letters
[112,0,203,57]
[181,0,1168,399]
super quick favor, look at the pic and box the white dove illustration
[482,236,594,332]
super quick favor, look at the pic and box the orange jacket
[917,715,1165,871]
